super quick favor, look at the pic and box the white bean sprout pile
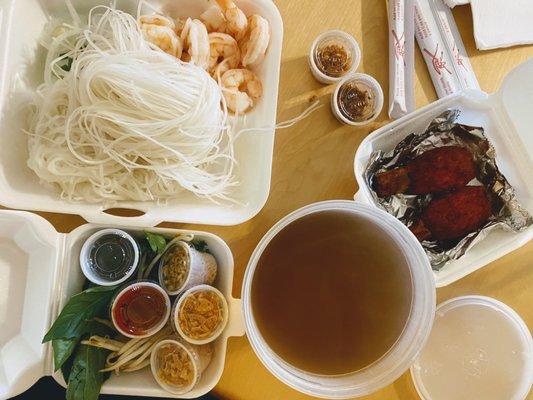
[27,5,236,203]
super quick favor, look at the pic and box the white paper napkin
[443,0,533,50]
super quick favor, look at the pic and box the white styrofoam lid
[410,296,533,400]
[0,210,59,399]
[496,58,533,160]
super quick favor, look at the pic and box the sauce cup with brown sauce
[332,73,384,126]
[309,30,361,84]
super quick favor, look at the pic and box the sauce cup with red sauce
[111,281,171,338]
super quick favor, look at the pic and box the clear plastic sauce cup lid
[411,296,533,400]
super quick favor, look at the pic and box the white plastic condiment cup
[158,241,218,296]
[309,29,361,84]
[150,339,213,395]
[331,73,384,126]
[80,228,140,286]
[173,284,229,345]
[242,200,436,399]
[111,281,171,339]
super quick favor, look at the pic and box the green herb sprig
[43,285,118,400]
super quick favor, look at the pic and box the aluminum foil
[364,109,532,270]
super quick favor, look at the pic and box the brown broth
[251,210,413,375]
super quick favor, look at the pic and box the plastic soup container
[411,296,533,400]
[158,241,218,296]
[309,30,361,84]
[173,285,229,345]
[150,339,213,395]
[242,200,436,399]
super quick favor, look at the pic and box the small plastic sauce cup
[309,30,361,84]
[80,228,140,286]
[173,284,229,345]
[111,281,171,339]
[331,73,384,126]
[158,241,217,296]
[150,339,212,395]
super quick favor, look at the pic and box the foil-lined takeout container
[364,109,533,270]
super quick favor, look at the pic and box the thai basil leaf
[52,309,117,372]
[61,343,77,382]
[145,231,167,254]
[53,338,77,372]
[43,285,117,343]
[65,319,113,400]
[61,57,73,72]
[66,344,109,400]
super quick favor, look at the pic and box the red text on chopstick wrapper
[391,0,406,61]
[392,30,406,61]
[414,0,479,98]
[423,44,452,75]
[434,0,479,90]
[414,0,457,97]
[388,0,414,119]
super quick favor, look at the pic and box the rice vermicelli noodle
[27,6,236,203]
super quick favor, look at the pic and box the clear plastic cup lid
[411,296,533,400]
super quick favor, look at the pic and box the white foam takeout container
[0,0,283,227]
[0,209,245,399]
[354,59,533,288]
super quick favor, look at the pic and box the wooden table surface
[36,1,533,399]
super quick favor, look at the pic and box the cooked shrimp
[240,15,270,67]
[174,18,186,36]
[200,6,227,33]
[180,18,210,70]
[215,0,248,41]
[220,68,263,114]
[139,14,176,30]
[142,24,183,58]
[209,32,240,77]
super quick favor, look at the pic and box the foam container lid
[354,59,533,287]
[0,0,283,227]
[411,296,533,400]
[0,209,245,399]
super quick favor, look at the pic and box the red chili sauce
[113,285,167,336]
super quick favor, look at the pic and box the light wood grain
[29,1,533,399]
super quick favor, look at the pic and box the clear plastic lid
[411,296,533,400]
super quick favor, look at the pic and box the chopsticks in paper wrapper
[414,0,479,98]
[285,0,480,119]
[387,0,415,119]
